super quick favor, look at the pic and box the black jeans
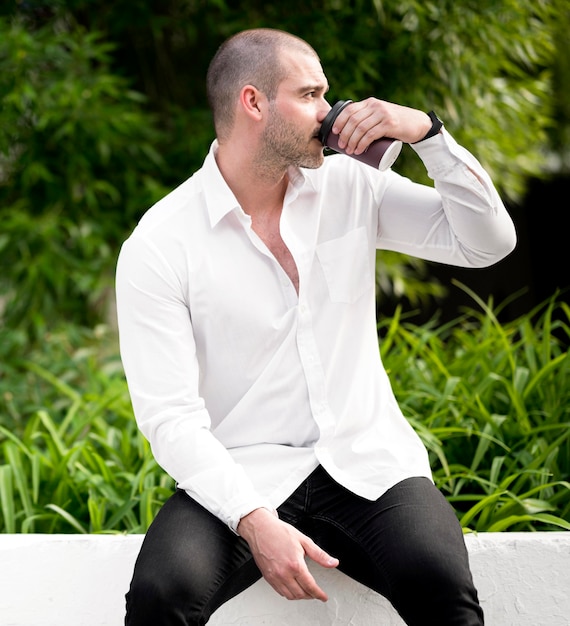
[125,466,484,625]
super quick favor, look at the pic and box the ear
[239,85,266,123]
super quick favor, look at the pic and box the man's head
[206,28,320,142]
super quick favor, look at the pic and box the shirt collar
[201,140,317,228]
[201,141,241,228]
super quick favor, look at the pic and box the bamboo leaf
[523,352,569,399]
[488,513,570,532]
[459,490,508,528]
[24,361,82,403]
[44,504,88,534]
[0,465,16,533]
[36,410,67,458]
[4,442,34,520]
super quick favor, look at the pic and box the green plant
[380,288,570,531]
[0,325,173,533]
[2,3,565,339]
[1,294,568,534]
[0,17,169,333]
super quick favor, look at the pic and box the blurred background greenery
[1,0,569,533]
[1,0,569,333]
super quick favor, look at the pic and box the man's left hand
[331,98,432,153]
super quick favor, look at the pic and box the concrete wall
[0,533,569,625]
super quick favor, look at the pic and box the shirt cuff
[408,128,498,201]
[222,495,279,535]
[408,128,460,176]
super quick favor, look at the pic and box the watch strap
[414,110,443,143]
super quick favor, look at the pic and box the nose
[318,99,332,123]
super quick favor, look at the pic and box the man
[116,28,516,625]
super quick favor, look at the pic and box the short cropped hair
[206,28,318,141]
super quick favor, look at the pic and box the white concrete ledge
[0,533,569,625]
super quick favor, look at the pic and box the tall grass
[1,294,569,534]
[380,288,570,532]
[0,326,173,533]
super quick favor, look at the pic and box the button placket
[295,301,334,440]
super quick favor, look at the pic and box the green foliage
[376,250,447,307]
[268,0,557,195]
[1,295,568,534]
[0,3,568,534]
[0,17,169,332]
[550,0,570,168]
[0,2,564,334]
[377,0,556,193]
[380,289,570,532]
[62,0,558,194]
[0,325,173,533]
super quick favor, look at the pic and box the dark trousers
[125,466,484,625]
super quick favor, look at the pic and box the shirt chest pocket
[316,227,373,303]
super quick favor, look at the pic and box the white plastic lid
[378,140,403,171]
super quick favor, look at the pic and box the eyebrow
[296,83,330,95]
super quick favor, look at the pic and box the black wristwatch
[414,110,443,143]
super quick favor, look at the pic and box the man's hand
[331,98,432,153]
[237,508,339,601]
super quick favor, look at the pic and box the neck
[215,140,289,218]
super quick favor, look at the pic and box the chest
[252,213,300,294]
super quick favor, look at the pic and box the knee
[125,573,173,624]
[397,532,473,590]
[125,569,207,626]
[390,545,483,625]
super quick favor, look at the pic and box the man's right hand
[237,507,339,602]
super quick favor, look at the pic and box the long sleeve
[376,129,517,266]
[115,233,274,532]
[114,138,516,531]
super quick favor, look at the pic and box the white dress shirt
[115,129,516,532]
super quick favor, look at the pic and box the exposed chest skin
[251,210,300,294]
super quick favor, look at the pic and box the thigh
[125,490,261,626]
[307,475,483,626]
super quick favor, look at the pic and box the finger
[273,554,330,601]
[334,104,371,149]
[303,537,339,570]
[274,565,328,602]
[337,104,384,153]
[282,576,319,601]
[266,570,318,601]
[295,572,329,602]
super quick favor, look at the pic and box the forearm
[378,129,516,267]
[116,235,270,531]
[142,408,271,531]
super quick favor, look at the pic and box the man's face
[260,50,331,170]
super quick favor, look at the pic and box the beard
[257,102,324,173]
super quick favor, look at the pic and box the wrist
[237,507,278,538]
[413,110,443,143]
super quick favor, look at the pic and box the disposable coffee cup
[318,100,402,171]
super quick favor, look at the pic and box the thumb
[303,538,339,569]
